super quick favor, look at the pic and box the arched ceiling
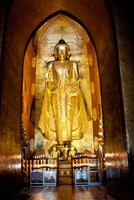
[6,0,114,73]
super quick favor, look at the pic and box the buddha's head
[70,146,75,151]
[53,39,71,61]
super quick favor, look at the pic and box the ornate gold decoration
[32,57,36,68]
[92,107,97,121]
[97,113,104,145]
[94,136,99,151]
[91,82,95,94]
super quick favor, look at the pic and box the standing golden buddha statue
[38,39,89,144]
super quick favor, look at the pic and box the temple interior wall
[0,0,133,198]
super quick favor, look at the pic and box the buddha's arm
[45,62,58,91]
[72,61,80,81]
[67,61,80,95]
[45,62,53,82]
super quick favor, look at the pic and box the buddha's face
[54,44,70,61]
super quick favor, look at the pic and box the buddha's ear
[68,51,71,59]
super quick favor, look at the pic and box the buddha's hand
[66,80,79,95]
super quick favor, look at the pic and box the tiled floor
[27,185,115,200]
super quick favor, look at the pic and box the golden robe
[38,60,88,143]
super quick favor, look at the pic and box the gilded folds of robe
[38,60,88,142]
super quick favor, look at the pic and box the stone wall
[0,1,22,197]
[22,39,35,145]
[103,0,134,198]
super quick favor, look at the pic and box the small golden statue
[51,146,59,158]
[38,39,90,144]
[63,145,69,159]
[69,146,77,157]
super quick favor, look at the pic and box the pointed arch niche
[22,14,103,156]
